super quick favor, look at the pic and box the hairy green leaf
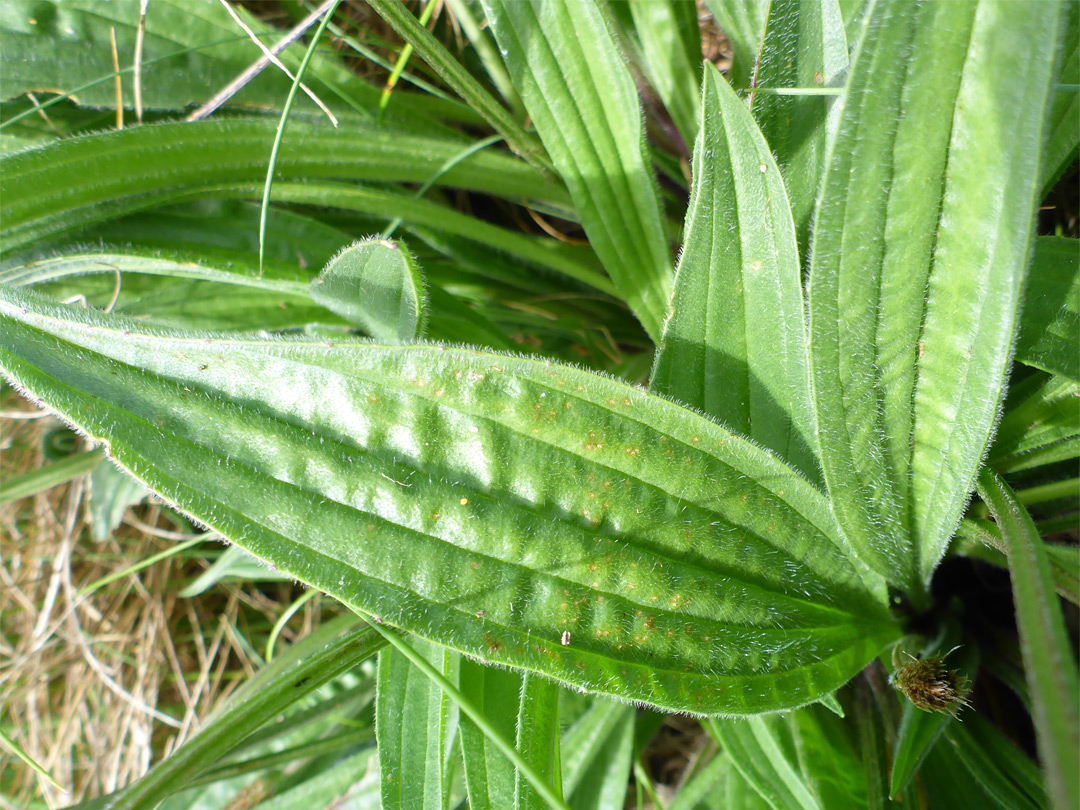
[651,63,818,484]
[0,287,897,715]
[750,0,848,249]
[1015,236,1079,382]
[626,0,703,147]
[0,117,569,256]
[563,701,634,810]
[481,0,672,341]
[458,662,521,810]
[990,373,1080,474]
[704,0,767,89]
[808,0,1065,594]
[1040,2,1079,197]
[377,640,458,810]
[311,239,428,342]
[977,468,1079,810]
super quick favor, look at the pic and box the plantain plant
[0,0,1077,808]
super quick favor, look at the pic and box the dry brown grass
[0,391,316,809]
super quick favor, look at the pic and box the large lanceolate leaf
[0,118,569,256]
[0,287,897,715]
[651,64,818,485]
[480,0,672,342]
[807,0,1064,594]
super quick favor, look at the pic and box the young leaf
[1014,236,1079,382]
[808,0,1065,593]
[0,287,897,715]
[311,239,428,342]
[990,373,1080,474]
[480,0,673,341]
[651,62,818,484]
[977,468,1079,810]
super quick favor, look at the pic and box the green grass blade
[310,239,428,342]
[650,63,818,484]
[0,447,103,504]
[515,676,563,810]
[990,374,1080,473]
[0,286,899,715]
[942,716,1047,810]
[627,0,703,147]
[481,0,673,341]
[365,0,553,175]
[976,468,1079,810]
[1015,236,1079,382]
[68,614,385,810]
[563,702,634,810]
[808,0,1065,594]
[376,640,457,810]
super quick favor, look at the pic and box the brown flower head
[892,648,972,716]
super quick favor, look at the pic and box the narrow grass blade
[0,447,103,504]
[0,286,899,715]
[651,63,818,483]
[310,239,428,342]
[808,0,1066,594]
[976,468,1079,810]
[706,716,822,810]
[1015,236,1079,382]
[481,0,673,341]
[563,701,634,810]
[942,716,1047,810]
[458,661,521,810]
[365,0,553,175]
[69,614,385,810]
[990,374,1080,474]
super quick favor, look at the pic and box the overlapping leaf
[0,287,896,715]
[651,63,818,484]
[481,0,672,341]
[808,0,1064,594]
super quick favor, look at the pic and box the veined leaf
[0,287,897,715]
[1015,236,1079,382]
[706,716,822,810]
[750,0,848,249]
[0,117,569,256]
[651,63,818,484]
[516,676,562,810]
[311,239,428,343]
[377,640,459,810]
[481,0,672,341]
[626,0,703,147]
[807,0,1065,593]
[458,662,522,810]
[1040,1,1079,198]
[977,468,1079,810]
[989,373,1079,474]
[942,715,1047,810]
